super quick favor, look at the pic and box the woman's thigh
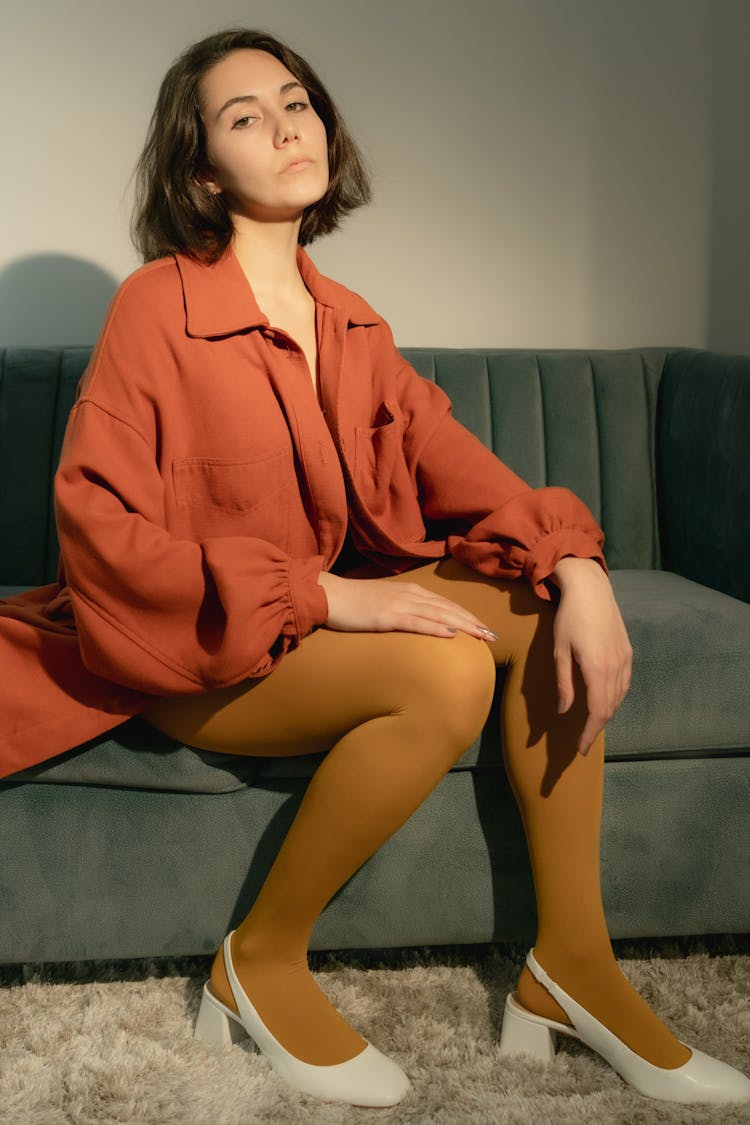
[141,606,494,758]
[385,557,555,665]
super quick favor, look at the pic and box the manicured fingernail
[578,745,590,757]
[480,627,498,641]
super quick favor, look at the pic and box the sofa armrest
[657,350,750,603]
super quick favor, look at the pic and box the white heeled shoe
[499,949,750,1104]
[193,930,411,1107]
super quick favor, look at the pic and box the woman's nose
[274,114,299,146]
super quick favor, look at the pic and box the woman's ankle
[516,964,573,1025]
[210,936,367,1066]
[230,920,308,966]
[521,947,693,1068]
[531,939,617,978]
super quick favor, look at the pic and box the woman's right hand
[317,571,497,641]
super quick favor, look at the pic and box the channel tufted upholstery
[1,345,748,963]
[405,348,666,571]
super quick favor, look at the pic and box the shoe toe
[347,1044,412,1107]
[676,1047,750,1104]
[277,1042,411,1107]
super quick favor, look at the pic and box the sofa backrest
[1,348,91,586]
[656,349,750,604]
[402,348,668,573]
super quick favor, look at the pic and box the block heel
[194,981,249,1049]
[500,992,574,1062]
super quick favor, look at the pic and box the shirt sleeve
[391,345,607,599]
[54,399,329,695]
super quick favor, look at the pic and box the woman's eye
[286,101,309,112]
[232,115,256,129]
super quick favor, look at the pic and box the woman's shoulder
[83,257,187,371]
[107,255,184,324]
[77,258,185,407]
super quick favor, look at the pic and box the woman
[3,27,748,1109]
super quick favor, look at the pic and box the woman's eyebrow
[216,81,305,121]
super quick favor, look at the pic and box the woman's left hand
[550,557,632,755]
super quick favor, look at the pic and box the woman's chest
[150,326,417,551]
[160,338,338,551]
[166,337,300,452]
[258,294,319,395]
[162,321,391,453]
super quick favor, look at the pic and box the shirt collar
[175,244,383,339]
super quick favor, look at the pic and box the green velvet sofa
[1,346,748,965]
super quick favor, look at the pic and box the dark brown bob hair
[131,28,371,262]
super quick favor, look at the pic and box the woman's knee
[395,630,497,751]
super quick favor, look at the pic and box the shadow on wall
[0,255,119,348]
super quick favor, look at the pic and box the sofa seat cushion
[604,569,750,757]
[0,588,255,794]
[3,717,258,794]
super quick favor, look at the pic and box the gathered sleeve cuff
[447,486,607,600]
[288,555,329,639]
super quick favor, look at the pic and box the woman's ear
[196,168,222,197]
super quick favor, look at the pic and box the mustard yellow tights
[142,558,690,1069]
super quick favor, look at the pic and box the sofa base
[1,754,747,963]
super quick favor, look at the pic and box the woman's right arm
[54,398,328,695]
[317,571,496,641]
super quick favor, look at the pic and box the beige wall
[1,0,747,350]
[707,0,750,353]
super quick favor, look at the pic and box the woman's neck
[231,215,307,304]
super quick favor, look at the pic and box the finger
[577,713,604,756]
[402,591,497,640]
[555,644,575,714]
[604,668,618,722]
[409,589,497,638]
[608,655,627,715]
[412,610,495,642]
[579,670,613,754]
[397,614,459,638]
[438,612,497,641]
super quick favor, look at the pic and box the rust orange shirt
[0,246,605,778]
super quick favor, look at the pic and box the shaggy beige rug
[1,935,748,1124]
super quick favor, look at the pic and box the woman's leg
[385,558,691,1068]
[142,623,496,1067]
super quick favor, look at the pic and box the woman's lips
[283,158,313,173]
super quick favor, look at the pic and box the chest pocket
[353,399,425,540]
[172,449,293,548]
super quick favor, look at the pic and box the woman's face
[199,49,330,223]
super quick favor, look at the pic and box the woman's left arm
[549,557,633,754]
[386,343,632,748]
[388,348,608,595]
